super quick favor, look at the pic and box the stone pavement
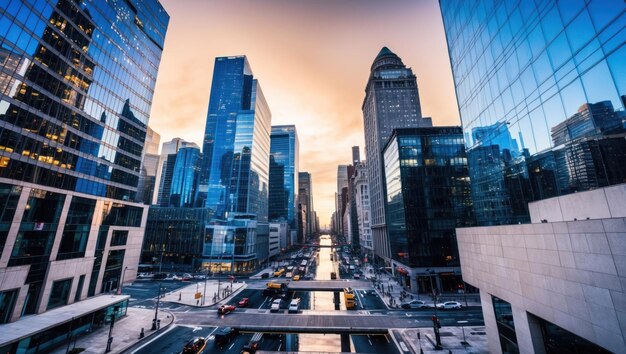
[398,326,489,354]
[160,279,246,307]
[362,263,481,309]
[49,307,173,354]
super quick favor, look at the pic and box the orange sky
[149,0,460,227]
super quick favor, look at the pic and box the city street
[120,237,483,353]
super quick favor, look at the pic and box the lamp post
[151,284,164,330]
[117,267,134,295]
[105,305,119,353]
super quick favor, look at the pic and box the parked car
[437,301,463,310]
[353,273,360,279]
[401,300,427,309]
[217,305,236,315]
[270,298,283,312]
[182,337,206,354]
[214,327,238,346]
[172,275,182,281]
[182,273,193,281]
[238,298,249,307]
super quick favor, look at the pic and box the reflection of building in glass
[362,47,432,268]
[136,126,160,204]
[268,125,299,247]
[383,127,473,292]
[442,0,626,352]
[155,138,198,206]
[0,0,168,344]
[199,56,271,273]
[169,146,201,208]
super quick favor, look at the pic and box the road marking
[130,324,176,354]
[192,326,203,332]
[385,335,390,343]
[204,327,218,340]
[368,338,373,346]
[228,342,235,350]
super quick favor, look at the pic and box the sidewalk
[50,307,173,354]
[160,279,246,307]
[399,326,489,354]
[362,264,481,309]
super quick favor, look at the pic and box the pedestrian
[196,299,199,306]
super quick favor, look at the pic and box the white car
[437,301,462,310]
[270,299,282,312]
[288,299,300,313]
[402,300,427,309]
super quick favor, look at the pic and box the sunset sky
[149,0,460,227]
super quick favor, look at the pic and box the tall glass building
[362,47,433,266]
[169,145,201,208]
[383,127,474,292]
[0,0,168,337]
[268,125,299,235]
[442,1,626,353]
[441,0,626,225]
[200,56,271,273]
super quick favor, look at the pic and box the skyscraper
[336,164,349,238]
[441,0,626,352]
[0,0,168,333]
[362,47,432,266]
[200,56,271,273]
[136,127,161,205]
[352,146,360,165]
[298,172,314,241]
[268,125,299,240]
[382,127,473,292]
[155,138,199,207]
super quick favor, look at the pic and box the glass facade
[440,0,626,225]
[0,0,169,201]
[383,127,474,270]
[492,296,519,354]
[199,56,271,221]
[268,125,299,232]
[141,207,212,272]
[169,146,201,208]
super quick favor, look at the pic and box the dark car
[214,327,238,346]
[217,305,236,315]
[182,337,206,354]
[261,272,270,279]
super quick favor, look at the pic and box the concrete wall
[529,184,626,223]
[457,217,626,353]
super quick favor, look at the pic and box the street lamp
[117,267,134,295]
[151,284,164,331]
[105,305,119,353]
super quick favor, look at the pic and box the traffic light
[431,315,441,328]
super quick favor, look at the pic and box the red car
[238,298,249,307]
[218,305,236,315]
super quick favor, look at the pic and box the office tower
[353,162,372,256]
[441,0,626,352]
[362,47,433,266]
[200,56,271,274]
[268,125,299,242]
[352,146,360,165]
[169,146,201,208]
[336,165,349,238]
[155,138,198,207]
[298,172,314,241]
[136,127,161,205]
[0,0,168,334]
[382,127,473,292]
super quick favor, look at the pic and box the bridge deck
[280,280,372,291]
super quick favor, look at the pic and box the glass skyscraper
[383,127,474,292]
[200,56,271,273]
[268,125,299,233]
[362,47,433,266]
[0,0,168,329]
[169,145,201,208]
[200,56,271,221]
[441,0,626,225]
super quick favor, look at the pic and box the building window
[110,230,128,246]
[492,296,519,354]
[47,278,72,310]
[57,197,96,260]
[0,289,18,324]
[529,312,611,353]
